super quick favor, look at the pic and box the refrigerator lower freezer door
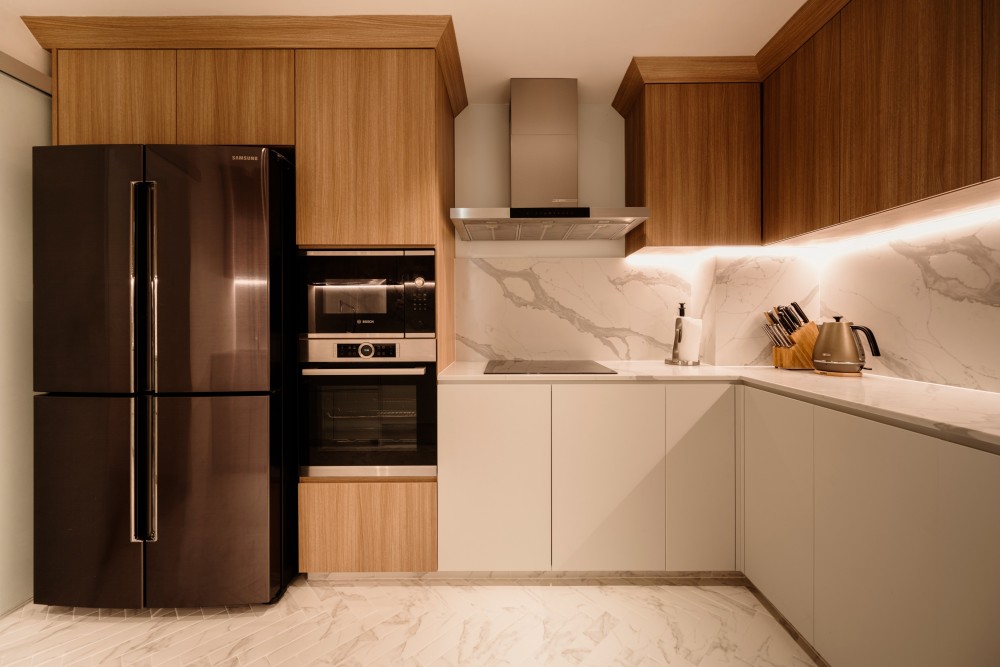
[145,395,276,607]
[34,395,143,608]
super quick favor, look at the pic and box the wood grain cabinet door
[298,479,437,573]
[176,50,294,145]
[839,0,981,221]
[985,0,1000,181]
[55,49,176,145]
[295,49,440,246]
[762,16,841,244]
[628,83,760,248]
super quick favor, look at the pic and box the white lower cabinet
[664,384,736,570]
[744,388,815,642]
[439,380,738,573]
[814,406,1000,667]
[552,384,666,570]
[936,439,1000,666]
[437,384,552,571]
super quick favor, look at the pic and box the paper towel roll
[676,316,702,363]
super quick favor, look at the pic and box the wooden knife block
[772,321,819,370]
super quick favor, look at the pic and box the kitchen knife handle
[772,308,793,334]
[760,325,777,347]
[777,306,799,331]
[775,324,793,347]
[783,305,802,327]
[791,301,810,324]
[762,325,788,348]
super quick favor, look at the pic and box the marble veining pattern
[821,223,1000,392]
[0,576,816,666]
[455,258,694,361]
[701,256,820,367]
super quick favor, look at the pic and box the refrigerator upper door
[34,395,143,608]
[33,145,142,393]
[145,145,271,393]
[145,395,277,607]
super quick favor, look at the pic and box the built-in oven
[298,248,437,477]
[299,339,437,476]
[301,249,435,338]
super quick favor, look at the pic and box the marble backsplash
[455,258,696,361]
[454,219,1000,393]
[701,254,819,367]
[821,222,1000,393]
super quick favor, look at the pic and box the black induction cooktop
[484,360,617,375]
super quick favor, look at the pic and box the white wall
[0,72,50,616]
[0,11,49,75]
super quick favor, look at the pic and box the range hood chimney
[450,78,648,241]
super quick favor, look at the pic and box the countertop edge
[438,362,1000,456]
[737,376,1000,457]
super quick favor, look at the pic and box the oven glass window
[301,366,437,467]
[318,384,418,449]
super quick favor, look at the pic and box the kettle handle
[850,325,881,357]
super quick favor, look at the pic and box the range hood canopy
[451,78,648,241]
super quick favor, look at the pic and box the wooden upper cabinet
[985,0,1000,181]
[625,83,760,249]
[839,0,981,221]
[295,49,446,247]
[176,50,294,145]
[55,50,176,145]
[762,16,841,244]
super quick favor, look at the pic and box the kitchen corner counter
[438,361,1000,455]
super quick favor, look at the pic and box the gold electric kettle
[812,316,881,374]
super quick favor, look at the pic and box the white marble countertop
[439,361,1000,455]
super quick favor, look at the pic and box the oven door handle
[301,367,427,376]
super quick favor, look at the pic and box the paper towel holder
[665,302,700,366]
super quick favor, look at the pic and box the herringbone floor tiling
[0,576,816,666]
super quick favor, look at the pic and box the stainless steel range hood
[450,78,648,241]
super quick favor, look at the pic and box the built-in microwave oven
[298,249,437,476]
[301,249,435,338]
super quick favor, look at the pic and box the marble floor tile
[0,577,816,666]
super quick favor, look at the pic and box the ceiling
[9,0,808,105]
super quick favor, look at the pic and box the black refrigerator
[32,144,297,609]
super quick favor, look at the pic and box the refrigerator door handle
[128,182,139,393]
[149,398,158,542]
[148,181,158,393]
[129,399,141,543]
